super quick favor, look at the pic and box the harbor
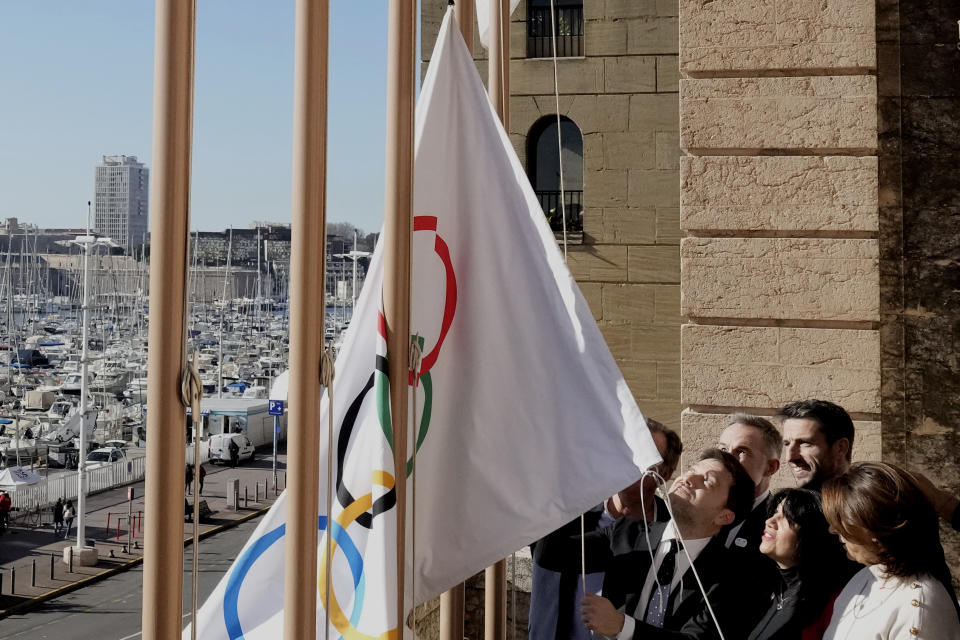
[0,226,367,518]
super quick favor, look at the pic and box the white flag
[189,9,659,639]
[475,0,520,50]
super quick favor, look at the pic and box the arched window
[527,0,583,58]
[527,116,583,233]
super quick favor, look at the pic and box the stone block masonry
[679,0,876,75]
[678,0,881,462]
[497,0,683,430]
[681,156,878,232]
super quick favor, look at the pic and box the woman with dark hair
[821,462,960,639]
[746,488,852,640]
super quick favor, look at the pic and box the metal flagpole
[440,3,472,639]
[283,0,330,638]
[384,0,416,637]
[486,1,510,639]
[142,0,196,638]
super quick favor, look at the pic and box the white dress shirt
[615,522,712,640]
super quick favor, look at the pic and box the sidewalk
[0,454,285,617]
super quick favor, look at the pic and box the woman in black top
[746,489,852,640]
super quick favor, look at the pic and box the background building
[94,155,149,252]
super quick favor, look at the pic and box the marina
[0,229,364,517]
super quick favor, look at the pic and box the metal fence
[6,456,147,514]
[527,4,584,59]
[536,189,583,232]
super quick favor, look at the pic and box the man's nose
[681,473,701,487]
[785,442,799,459]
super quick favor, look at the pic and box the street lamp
[68,201,117,566]
[335,232,370,319]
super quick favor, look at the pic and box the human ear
[715,508,735,527]
[833,438,851,461]
[765,458,780,478]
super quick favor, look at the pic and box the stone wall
[677,0,882,479]
[876,0,960,579]
[423,0,683,429]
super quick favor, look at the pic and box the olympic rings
[223,515,365,640]
[318,469,398,640]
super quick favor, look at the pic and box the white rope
[547,0,569,262]
[408,334,423,640]
[511,551,518,640]
[320,346,336,640]
[545,0,582,597]
[636,469,727,640]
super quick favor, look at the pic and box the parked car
[208,433,254,465]
[86,446,126,469]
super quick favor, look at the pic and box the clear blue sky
[0,2,395,234]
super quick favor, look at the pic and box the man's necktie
[643,540,681,628]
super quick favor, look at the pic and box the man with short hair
[607,420,682,521]
[779,399,854,491]
[529,419,682,640]
[717,413,781,549]
[540,449,769,639]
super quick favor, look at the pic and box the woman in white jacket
[821,462,960,640]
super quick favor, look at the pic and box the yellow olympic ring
[318,469,398,640]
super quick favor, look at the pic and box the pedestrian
[198,464,206,496]
[0,489,11,535]
[62,500,75,539]
[185,463,194,494]
[53,497,64,535]
[229,437,240,468]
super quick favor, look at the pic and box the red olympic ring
[377,215,457,386]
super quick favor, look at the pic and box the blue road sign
[268,400,285,416]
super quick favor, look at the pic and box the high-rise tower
[93,155,149,251]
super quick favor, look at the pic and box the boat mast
[217,227,232,398]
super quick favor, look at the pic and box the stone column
[678,1,882,470]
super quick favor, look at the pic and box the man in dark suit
[529,419,683,640]
[717,413,781,550]
[540,449,770,640]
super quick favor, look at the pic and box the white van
[208,433,255,465]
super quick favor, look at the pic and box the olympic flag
[188,10,660,639]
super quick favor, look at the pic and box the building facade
[423,0,683,430]
[94,155,149,252]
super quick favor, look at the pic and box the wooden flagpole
[485,2,510,640]
[439,4,474,634]
[284,0,330,638]
[142,0,195,638]
[456,0,475,51]
[384,0,416,637]
[499,0,510,123]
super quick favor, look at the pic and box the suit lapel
[620,521,668,616]
[667,535,724,619]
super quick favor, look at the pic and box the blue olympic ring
[223,516,366,640]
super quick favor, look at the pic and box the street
[0,515,261,639]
